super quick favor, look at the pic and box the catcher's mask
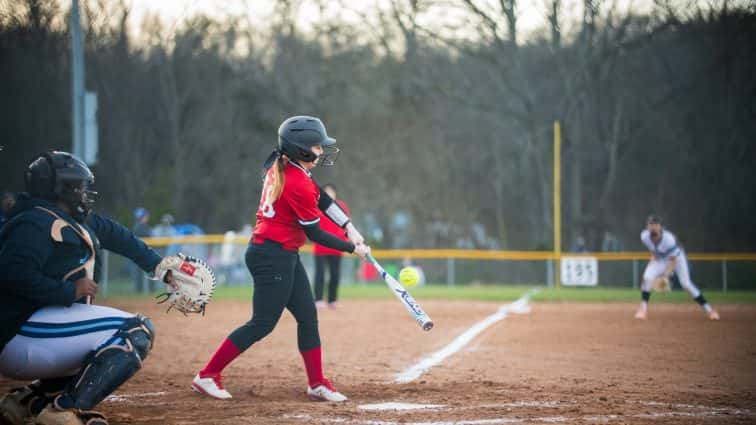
[277,115,340,166]
[26,151,97,222]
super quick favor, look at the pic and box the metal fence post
[446,257,455,286]
[722,259,727,293]
[632,259,638,289]
[547,260,554,288]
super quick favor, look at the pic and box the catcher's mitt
[155,253,216,315]
[652,276,671,292]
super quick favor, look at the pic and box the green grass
[341,284,756,303]
[529,287,756,303]
[102,282,756,304]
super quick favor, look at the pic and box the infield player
[634,215,720,320]
[191,116,370,402]
[0,151,177,425]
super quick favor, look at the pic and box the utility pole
[71,0,84,158]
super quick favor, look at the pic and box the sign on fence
[561,256,598,286]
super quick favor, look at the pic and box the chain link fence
[97,237,756,297]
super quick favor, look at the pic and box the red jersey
[251,160,321,251]
[313,199,350,256]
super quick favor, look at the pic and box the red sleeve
[287,177,322,226]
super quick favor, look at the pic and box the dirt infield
[3,295,756,424]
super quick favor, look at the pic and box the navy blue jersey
[0,194,162,351]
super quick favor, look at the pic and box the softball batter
[192,116,370,402]
[635,215,720,320]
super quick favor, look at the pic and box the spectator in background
[151,213,178,256]
[572,235,588,253]
[601,231,622,252]
[1,191,16,229]
[313,184,351,309]
[358,261,378,282]
[428,211,450,248]
[133,207,151,237]
[173,221,207,260]
[132,207,152,293]
[152,214,175,238]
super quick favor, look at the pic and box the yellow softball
[399,267,420,287]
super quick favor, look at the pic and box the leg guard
[54,315,155,411]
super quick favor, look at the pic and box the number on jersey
[259,174,276,218]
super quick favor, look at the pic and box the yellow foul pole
[553,121,562,288]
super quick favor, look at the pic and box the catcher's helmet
[277,116,339,165]
[25,151,97,220]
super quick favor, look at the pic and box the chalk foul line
[104,391,166,402]
[395,289,539,384]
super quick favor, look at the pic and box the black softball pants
[314,255,342,303]
[228,241,320,352]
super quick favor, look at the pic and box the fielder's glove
[652,275,671,292]
[154,253,216,315]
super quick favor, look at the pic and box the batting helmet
[277,116,339,165]
[25,151,97,220]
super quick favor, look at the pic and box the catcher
[634,215,720,320]
[0,151,211,425]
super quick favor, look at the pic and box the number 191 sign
[561,256,598,286]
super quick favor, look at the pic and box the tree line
[1,0,754,251]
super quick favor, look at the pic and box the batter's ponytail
[270,156,285,202]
